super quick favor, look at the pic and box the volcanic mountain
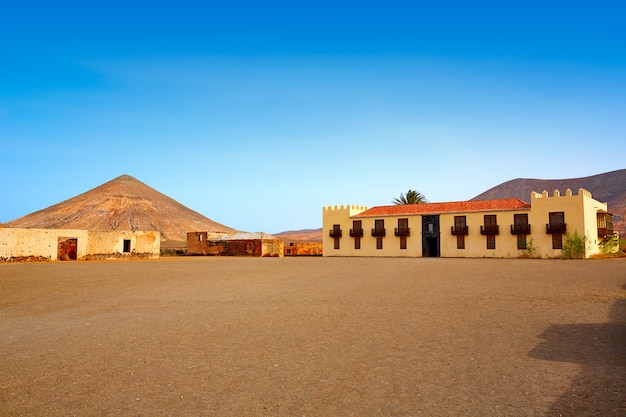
[5,175,237,248]
[472,169,626,236]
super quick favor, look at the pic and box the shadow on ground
[529,286,626,417]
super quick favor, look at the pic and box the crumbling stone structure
[283,241,323,256]
[187,232,284,257]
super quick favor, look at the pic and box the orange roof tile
[355,199,531,217]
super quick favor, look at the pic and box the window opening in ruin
[123,239,131,253]
[58,238,78,260]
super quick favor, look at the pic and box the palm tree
[392,189,427,205]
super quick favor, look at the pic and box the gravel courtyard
[1,257,624,416]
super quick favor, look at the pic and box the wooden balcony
[329,229,342,238]
[510,224,531,235]
[597,213,613,238]
[480,225,500,235]
[371,228,386,237]
[451,226,468,236]
[546,224,566,234]
[394,227,410,237]
[350,228,364,237]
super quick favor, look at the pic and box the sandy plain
[1,257,624,417]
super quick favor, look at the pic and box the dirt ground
[1,257,624,417]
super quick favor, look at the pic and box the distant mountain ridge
[274,229,323,242]
[5,175,236,248]
[472,169,625,236]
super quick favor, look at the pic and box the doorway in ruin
[58,237,78,260]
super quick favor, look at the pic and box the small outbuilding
[0,228,160,262]
[187,232,284,257]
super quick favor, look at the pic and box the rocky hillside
[472,169,626,236]
[5,175,237,248]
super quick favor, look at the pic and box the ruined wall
[85,230,160,260]
[0,228,160,261]
[187,232,283,257]
[189,239,261,256]
[0,228,89,261]
[284,241,323,256]
[187,231,207,255]
[261,239,284,257]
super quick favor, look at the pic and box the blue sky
[1,1,624,233]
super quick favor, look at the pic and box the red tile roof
[355,199,531,217]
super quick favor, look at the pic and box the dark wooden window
[350,220,363,237]
[486,234,496,250]
[376,237,383,250]
[452,216,468,235]
[372,219,385,237]
[395,218,410,236]
[512,214,530,234]
[550,212,564,226]
[547,212,566,234]
[331,224,342,249]
[552,233,563,249]
[330,224,342,238]
[457,235,465,249]
[355,237,361,250]
[400,236,407,250]
[481,215,499,235]
[517,234,527,250]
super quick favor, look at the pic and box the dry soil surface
[1,257,625,417]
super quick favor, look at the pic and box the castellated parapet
[323,205,368,217]
[323,205,369,211]
[531,188,591,200]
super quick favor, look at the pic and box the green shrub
[562,231,587,259]
[599,234,619,255]
[520,237,538,258]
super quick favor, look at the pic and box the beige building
[0,228,160,261]
[323,188,614,259]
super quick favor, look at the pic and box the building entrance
[422,215,440,257]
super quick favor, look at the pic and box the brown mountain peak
[6,175,237,248]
